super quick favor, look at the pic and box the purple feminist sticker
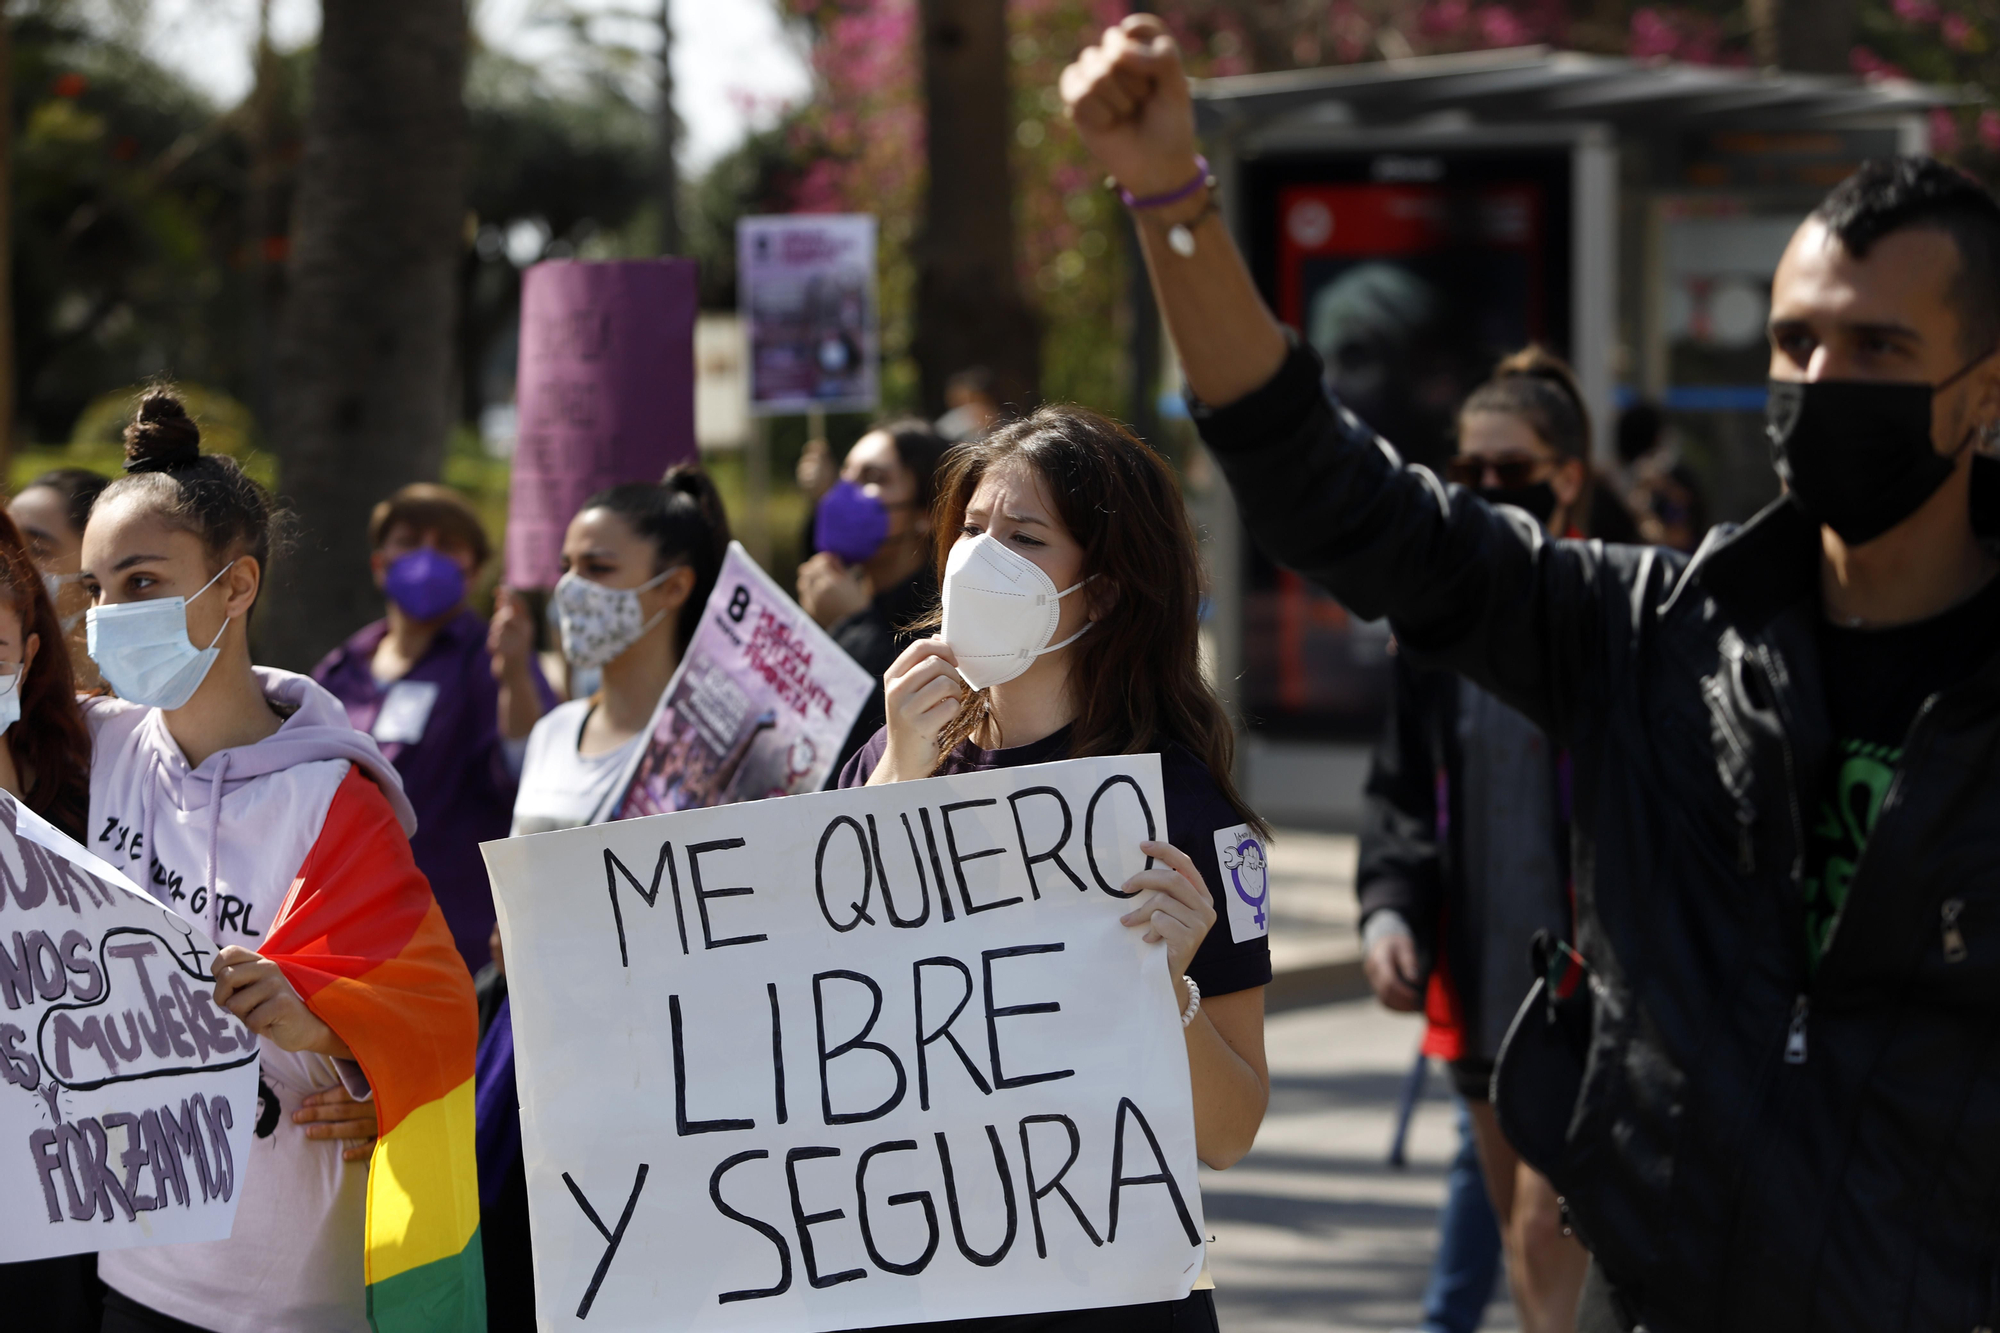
[1218,834,1269,931]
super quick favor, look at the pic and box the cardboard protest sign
[739,215,879,415]
[0,794,258,1263]
[485,754,1203,1331]
[605,542,874,822]
[506,258,701,588]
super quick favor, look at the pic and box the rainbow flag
[264,767,486,1332]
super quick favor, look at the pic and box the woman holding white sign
[842,406,1273,1332]
[77,390,482,1333]
[0,506,102,1330]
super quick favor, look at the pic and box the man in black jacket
[1064,18,2000,1332]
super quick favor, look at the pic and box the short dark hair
[869,418,951,512]
[22,467,110,538]
[369,483,492,567]
[1813,156,2000,361]
[1616,401,1665,466]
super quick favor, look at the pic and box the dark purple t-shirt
[838,725,1271,998]
[313,610,556,970]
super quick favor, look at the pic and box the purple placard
[505,259,699,588]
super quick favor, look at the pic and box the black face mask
[1479,481,1558,527]
[1766,356,1990,546]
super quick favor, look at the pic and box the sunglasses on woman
[1444,454,1549,489]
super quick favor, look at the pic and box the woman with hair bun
[80,387,481,1333]
[1446,345,1636,543]
[840,404,1272,1333]
[508,464,732,835]
[474,464,732,1331]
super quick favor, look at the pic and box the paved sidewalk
[1262,830,1366,1009]
[1203,999,1519,1333]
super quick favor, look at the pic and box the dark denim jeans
[1421,1097,1502,1333]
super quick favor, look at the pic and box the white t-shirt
[87,699,370,1333]
[510,699,644,835]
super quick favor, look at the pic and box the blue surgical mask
[86,561,236,711]
[0,667,21,737]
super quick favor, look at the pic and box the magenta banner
[506,259,699,588]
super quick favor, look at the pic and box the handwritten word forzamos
[30,1091,237,1225]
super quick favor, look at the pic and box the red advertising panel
[1240,151,1572,738]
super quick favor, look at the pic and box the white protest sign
[485,754,1203,1331]
[0,793,259,1263]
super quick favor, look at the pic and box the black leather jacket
[1360,656,1573,1071]
[1198,339,2000,1333]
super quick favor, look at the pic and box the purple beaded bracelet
[1116,155,1211,210]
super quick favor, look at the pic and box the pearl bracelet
[1180,975,1202,1028]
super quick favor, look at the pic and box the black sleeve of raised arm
[1357,654,1443,978]
[1194,336,1619,742]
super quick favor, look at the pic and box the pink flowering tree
[774,0,1984,423]
[1851,1,2000,179]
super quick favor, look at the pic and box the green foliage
[11,5,256,443]
[465,48,655,249]
[684,119,811,310]
[7,379,270,492]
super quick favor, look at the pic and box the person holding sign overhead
[840,405,1273,1332]
[78,389,481,1333]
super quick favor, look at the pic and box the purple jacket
[312,609,554,970]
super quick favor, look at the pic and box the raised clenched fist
[1059,16,1202,202]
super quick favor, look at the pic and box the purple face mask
[383,547,468,621]
[815,480,890,565]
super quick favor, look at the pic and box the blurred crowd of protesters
[13,12,2000,1333]
[1,302,1273,1331]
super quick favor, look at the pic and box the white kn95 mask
[940,533,1093,691]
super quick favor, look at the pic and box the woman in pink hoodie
[77,389,480,1333]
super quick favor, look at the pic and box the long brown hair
[922,406,1266,836]
[0,508,89,837]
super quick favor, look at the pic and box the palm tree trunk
[262,0,468,669]
[915,0,1039,417]
[1748,0,1857,74]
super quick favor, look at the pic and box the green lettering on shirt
[1802,739,1900,970]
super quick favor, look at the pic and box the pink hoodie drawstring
[206,750,229,938]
